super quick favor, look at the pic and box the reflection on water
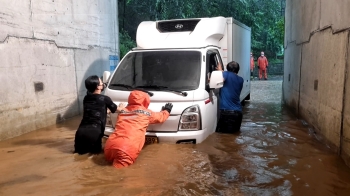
[1,78,350,195]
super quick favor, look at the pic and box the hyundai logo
[175,24,183,29]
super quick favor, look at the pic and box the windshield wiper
[109,83,154,96]
[110,83,133,89]
[136,85,188,97]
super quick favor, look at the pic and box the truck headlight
[179,105,201,130]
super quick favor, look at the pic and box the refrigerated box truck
[102,16,251,144]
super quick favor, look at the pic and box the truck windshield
[109,51,201,91]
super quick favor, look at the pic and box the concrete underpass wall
[0,0,118,140]
[284,0,350,165]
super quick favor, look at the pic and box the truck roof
[136,17,227,49]
[131,45,220,51]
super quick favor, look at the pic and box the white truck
[103,16,251,144]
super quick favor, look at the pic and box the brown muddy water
[1,77,350,196]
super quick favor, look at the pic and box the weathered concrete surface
[284,0,350,166]
[284,0,292,47]
[0,0,118,140]
[342,36,350,165]
[320,0,350,32]
[282,42,301,114]
[0,37,77,139]
[0,0,118,49]
[299,29,347,148]
[75,48,110,112]
[292,0,320,44]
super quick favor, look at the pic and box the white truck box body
[103,17,251,144]
[137,17,227,48]
[219,18,251,102]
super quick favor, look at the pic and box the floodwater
[1,76,350,196]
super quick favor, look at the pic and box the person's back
[80,93,112,128]
[220,71,244,112]
[104,90,172,168]
[105,99,153,160]
[216,61,244,133]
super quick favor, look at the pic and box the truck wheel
[245,93,250,101]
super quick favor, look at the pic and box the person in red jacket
[250,52,255,79]
[104,90,172,168]
[257,51,269,80]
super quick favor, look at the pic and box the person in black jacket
[74,75,123,154]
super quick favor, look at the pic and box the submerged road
[1,76,350,196]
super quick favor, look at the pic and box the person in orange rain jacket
[104,90,173,168]
[250,52,255,79]
[257,51,269,80]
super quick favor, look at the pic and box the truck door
[204,50,224,132]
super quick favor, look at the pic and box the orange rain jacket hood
[104,90,170,168]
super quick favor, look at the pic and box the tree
[118,0,285,59]
[119,29,136,59]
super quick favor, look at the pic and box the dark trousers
[74,124,103,154]
[216,110,243,133]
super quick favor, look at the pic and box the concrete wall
[0,0,119,140]
[284,0,350,166]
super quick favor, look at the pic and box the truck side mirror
[209,71,224,89]
[103,71,111,83]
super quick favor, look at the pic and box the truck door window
[214,53,223,70]
[205,51,223,92]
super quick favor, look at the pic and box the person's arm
[104,96,117,113]
[149,103,172,124]
[216,61,223,71]
[149,111,170,124]
[116,103,126,113]
[215,62,226,82]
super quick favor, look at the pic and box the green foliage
[119,29,136,59]
[276,18,285,47]
[269,58,284,64]
[118,0,285,59]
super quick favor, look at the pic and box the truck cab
[103,16,251,144]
